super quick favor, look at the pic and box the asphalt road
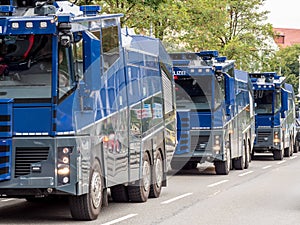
[1,152,300,225]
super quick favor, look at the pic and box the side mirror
[58,22,73,48]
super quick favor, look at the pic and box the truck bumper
[173,130,225,163]
[0,136,82,197]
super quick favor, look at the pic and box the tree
[96,0,274,71]
[96,0,166,25]
[179,0,274,71]
[267,44,300,95]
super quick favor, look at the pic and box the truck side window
[58,46,75,99]
[101,24,120,71]
[73,36,83,80]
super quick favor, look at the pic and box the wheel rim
[155,156,163,188]
[91,171,102,209]
[143,160,151,192]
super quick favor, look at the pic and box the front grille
[0,113,11,137]
[257,131,271,142]
[0,145,9,153]
[15,147,49,178]
[0,167,9,175]
[0,143,11,181]
[0,115,10,122]
[191,135,209,151]
[0,126,10,132]
[0,156,9,164]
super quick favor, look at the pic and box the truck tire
[290,138,294,156]
[251,150,255,161]
[183,161,198,170]
[149,151,163,198]
[128,153,151,202]
[273,149,283,160]
[294,141,299,153]
[214,150,231,175]
[284,147,290,157]
[69,160,103,220]
[244,143,250,169]
[110,184,129,202]
[233,143,246,170]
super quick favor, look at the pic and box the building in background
[274,28,300,48]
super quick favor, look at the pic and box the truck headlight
[273,131,280,145]
[12,22,19,29]
[57,146,72,185]
[213,135,221,153]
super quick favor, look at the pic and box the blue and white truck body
[170,51,255,175]
[0,0,176,220]
[250,72,296,160]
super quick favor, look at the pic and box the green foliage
[181,0,274,72]
[95,0,274,72]
[267,44,300,95]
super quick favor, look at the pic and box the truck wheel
[128,153,151,202]
[183,161,198,170]
[233,143,246,170]
[69,160,103,221]
[110,184,129,202]
[244,143,250,169]
[214,149,231,175]
[290,138,294,156]
[273,149,283,160]
[294,141,299,153]
[149,151,163,198]
[284,147,290,157]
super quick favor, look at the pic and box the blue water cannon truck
[250,72,296,160]
[170,51,255,175]
[0,0,176,220]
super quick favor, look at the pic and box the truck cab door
[281,88,289,118]
[225,74,235,116]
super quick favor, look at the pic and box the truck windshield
[0,34,52,99]
[254,90,274,114]
[175,76,213,111]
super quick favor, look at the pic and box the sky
[263,0,300,29]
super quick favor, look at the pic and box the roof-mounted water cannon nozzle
[257,76,266,84]
[197,50,219,60]
[34,0,56,16]
[196,50,219,66]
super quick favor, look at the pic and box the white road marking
[161,193,193,205]
[1,198,15,202]
[208,190,221,197]
[207,180,229,188]
[101,214,138,225]
[277,160,286,165]
[238,171,254,177]
[290,156,298,159]
[262,165,272,169]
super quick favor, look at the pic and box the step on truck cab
[250,72,296,160]
[170,51,255,175]
[0,0,176,220]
